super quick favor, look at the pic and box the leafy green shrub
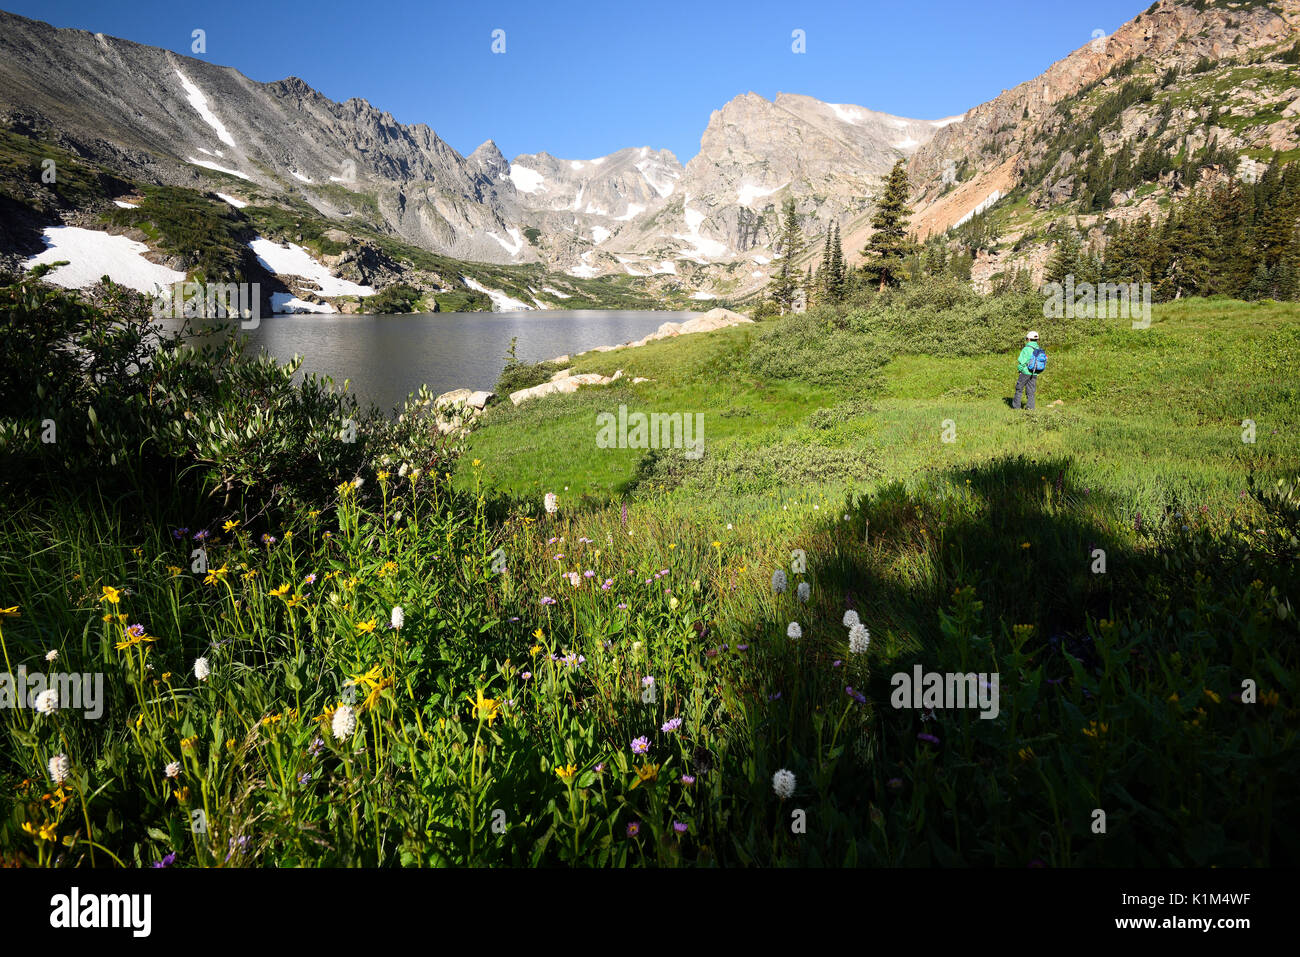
[360,284,424,314]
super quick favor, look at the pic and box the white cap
[1026,331,1039,340]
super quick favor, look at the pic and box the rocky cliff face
[0,9,531,263]
[907,0,1300,238]
[609,93,951,277]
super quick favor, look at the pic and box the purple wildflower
[673,821,688,834]
[917,732,941,746]
[626,821,640,837]
[631,736,650,755]
[150,851,177,868]
[681,774,696,785]
[661,717,683,733]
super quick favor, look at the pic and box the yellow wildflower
[555,764,578,783]
[223,520,240,533]
[100,586,121,604]
[630,763,660,789]
[467,688,501,726]
[1,605,20,617]
[355,618,377,634]
[269,584,291,598]
[203,564,229,586]
[1203,688,1221,705]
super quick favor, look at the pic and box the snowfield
[951,190,1003,229]
[541,286,571,299]
[113,200,138,208]
[487,228,525,257]
[567,250,600,278]
[635,159,678,198]
[290,170,313,183]
[23,226,186,294]
[674,203,728,261]
[736,181,784,207]
[509,164,546,193]
[591,226,611,244]
[462,276,533,311]
[249,237,375,297]
[615,203,645,222]
[271,293,336,314]
[187,157,251,181]
[215,192,248,209]
[175,69,238,149]
[931,114,966,127]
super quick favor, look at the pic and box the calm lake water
[166,310,687,414]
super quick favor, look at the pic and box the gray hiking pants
[1012,373,1037,410]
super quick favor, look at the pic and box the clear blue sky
[6,0,1149,162]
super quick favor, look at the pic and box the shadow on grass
[695,453,1284,866]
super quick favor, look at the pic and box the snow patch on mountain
[829,103,863,124]
[736,181,784,206]
[175,68,237,149]
[567,249,600,278]
[591,226,611,244]
[462,276,532,311]
[187,157,251,180]
[250,237,375,296]
[215,192,247,209]
[541,286,571,299]
[487,227,525,256]
[951,190,1003,229]
[271,293,335,314]
[615,202,645,222]
[24,225,186,294]
[509,164,546,193]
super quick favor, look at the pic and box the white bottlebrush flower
[34,689,59,715]
[398,463,409,478]
[410,468,422,481]
[797,581,810,603]
[332,704,357,741]
[164,761,180,779]
[45,649,58,663]
[544,492,559,514]
[49,753,71,785]
[193,657,211,681]
[771,569,787,594]
[390,606,404,630]
[843,609,860,628]
[849,623,871,655]
[787,621,802,640]
[772,768,796,800]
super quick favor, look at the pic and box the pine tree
[828,222,846,301]
[861,160,916,291]
[816,227,833,304]
[1045,225,1083,285]
[767,199,805,313]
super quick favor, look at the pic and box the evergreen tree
[816,227,833,304]
[767,199,805,313]
[829,222,846,301]
[861,160,916,291]
[1045,225,1084,285]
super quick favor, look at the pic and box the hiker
[1012,331,1045,410]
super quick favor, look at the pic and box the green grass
[466,297,1300,513]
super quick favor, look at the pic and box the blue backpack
[1029,347,1046,374]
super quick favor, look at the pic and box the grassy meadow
[1,274,1297,866]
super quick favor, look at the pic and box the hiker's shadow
[1002,397,1014,408]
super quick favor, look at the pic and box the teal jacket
[1017,342,1040,375]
